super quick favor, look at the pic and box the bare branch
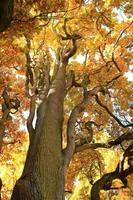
[65,70,90,93]
[95,94,133,128]
[60,18,81,61]
[64,73,123,168]
[109,131,133,146]
[91,144,133,200]
[64,92,90,169]
[75,143,110,153]
[112,53,121,72]
[75,131,133,153]
[114,21,133,48]
[62,18,81,40]
[98,47,122,72]
[91,166,133,200]
[63,37,81,61]
[98,47,106,63]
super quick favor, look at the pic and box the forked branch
[91,144,133,200]
[61,18,81,61]
[64,73,128,169]
[95,94,133,128]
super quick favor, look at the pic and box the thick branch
[65,70,90,93]
[61,18,81,61]
[91,144,133,200]
[64,86,97,167]
[75,131,133,153]
[64,93,89,169]
[75,143,110,153]
[95,94,133,128]
[63,38,81,61]
[91,166,133,200]
[109,131,133,146]
[62,18,81,41]
[64,74,122,167]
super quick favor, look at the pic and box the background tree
[0,0,133,199]
[0,0,14,32]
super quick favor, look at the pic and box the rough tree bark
[11,22,82,199]
[12,90,65,199]
[11,60,67,200]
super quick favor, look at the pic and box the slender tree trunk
[11,63,67,200]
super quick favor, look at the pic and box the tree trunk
[11,63,67,200]
[11,119,65,200]
[0,0,14,32]
[11,28,80,199]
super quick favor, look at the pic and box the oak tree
[0,0,133,199]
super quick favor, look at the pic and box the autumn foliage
[0,0,133,199]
